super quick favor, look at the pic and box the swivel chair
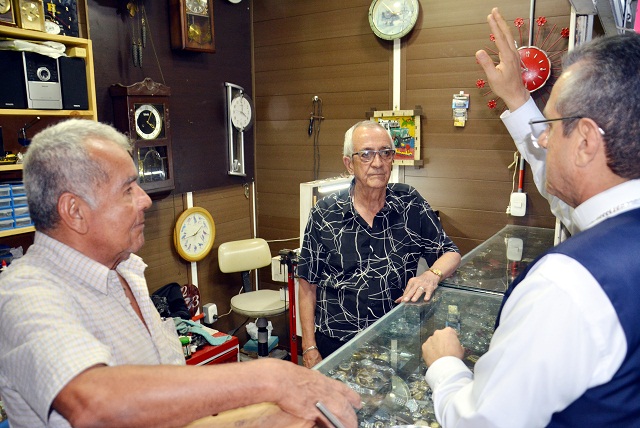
[218,238,288,357]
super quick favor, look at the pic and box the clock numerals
[171,0,215,52]
[134,104,165,140]
[18,0,44,31]
[186,0,208,14]
[230,95,252,131]
[518,46,552,93]
[174,208,216,262]
[369,0,419,41]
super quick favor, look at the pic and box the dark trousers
[315,331,346,359]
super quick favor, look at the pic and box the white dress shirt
[425,99,640,427]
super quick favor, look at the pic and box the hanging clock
[368,0,419,41]
[225,82,253,177]
[169,0,215,53]
[477,14,570,111]
[109,78,175,195]
[174,207,216,262]
[0,0,17,26]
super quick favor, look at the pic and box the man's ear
[575,118,605,167]
[343,155,354,174]
[57,192,89,234]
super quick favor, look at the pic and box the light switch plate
[510,192,527,217]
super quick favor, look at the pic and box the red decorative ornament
[477,15,569,111]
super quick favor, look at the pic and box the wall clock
[17,0,45,31]
[368,0,419,41]
[0,0,17,26]
[109,78,175,195]
[173,207,216,262]
[476,12,569,111]
[43,0,79,37]
[169,0,215,53]
[225,82,253,176]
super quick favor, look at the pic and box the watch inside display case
[441,225,555,293]
[314,286,503,427]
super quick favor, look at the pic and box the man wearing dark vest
[421,8,640,427]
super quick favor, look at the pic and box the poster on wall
[371,109,421,166]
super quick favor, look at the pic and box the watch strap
[428,267,443,280]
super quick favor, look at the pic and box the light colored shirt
[0,232,184,428]
[500,98,576,234]
[425,102,640,427]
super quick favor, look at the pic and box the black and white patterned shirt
[298,182,459,342]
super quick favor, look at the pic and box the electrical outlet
[271,256,288,282]
[203,303,217,324]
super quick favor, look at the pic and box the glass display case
[314,225,555,427]
[441,225,555,294]
[315,286,503,427]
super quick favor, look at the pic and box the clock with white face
[229,95,253,131]
[368,0,419,40]
[174,207,216,262]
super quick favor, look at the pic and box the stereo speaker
[0,51,28,109]
[59,56,89,110]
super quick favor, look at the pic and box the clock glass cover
[518,46,551,93]
[175,208,215,262]
[369,0,419,40]
[134,104,165,140]
[186,0,207,14]
[230,95,253,130]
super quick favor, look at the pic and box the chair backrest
[218,238,272,273]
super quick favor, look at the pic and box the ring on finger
[418,286,425,292]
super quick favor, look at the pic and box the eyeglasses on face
[352,148,396,163]
[528,116,605,147]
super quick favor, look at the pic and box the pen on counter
[315,401,345,428]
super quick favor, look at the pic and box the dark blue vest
[496,208,640,426]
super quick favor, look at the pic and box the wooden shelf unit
[0,1,95,240]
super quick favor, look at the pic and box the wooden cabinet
[0,1,96,239]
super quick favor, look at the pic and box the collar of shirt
[341,183,407,218]
[573,179,640,231]
[31,231,146,295]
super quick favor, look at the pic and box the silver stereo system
[22,52,63,109]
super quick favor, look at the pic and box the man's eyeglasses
[528,116,605,147]
[352,148,396,163]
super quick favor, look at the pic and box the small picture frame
[371,109,422,166]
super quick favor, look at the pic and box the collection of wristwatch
[318,288,502,427]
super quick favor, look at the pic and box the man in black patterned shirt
[298,120,461,368]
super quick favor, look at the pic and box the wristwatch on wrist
[303,345,318,356]
[428,267,443,279]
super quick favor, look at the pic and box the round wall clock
[174,207,216,262]
[518,46,551,93]
[368,0,419,41]
[134,104,164,140]
[230,94,253,131]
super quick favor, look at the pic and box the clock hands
[145,114,156,129]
